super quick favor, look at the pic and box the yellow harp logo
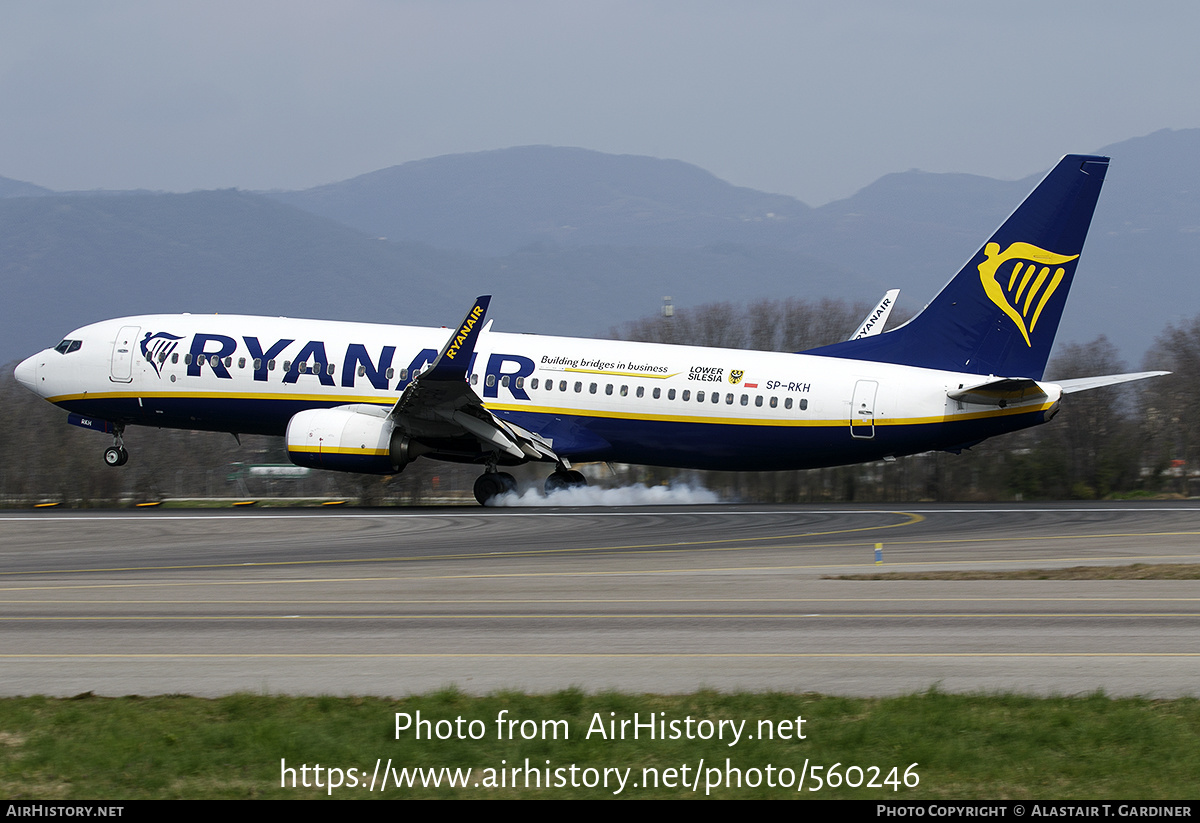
[978,242,1078,347]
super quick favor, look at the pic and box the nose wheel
[103,425,129,467]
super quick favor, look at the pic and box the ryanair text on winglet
[445,304,485,361]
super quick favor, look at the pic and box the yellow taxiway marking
[4,551,1200,593]
[0,612,1196,621]
[0,511,925,577]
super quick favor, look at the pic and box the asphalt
[0,502,1197,696]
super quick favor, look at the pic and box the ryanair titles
[444,303,484,362]
[155,331,535,400]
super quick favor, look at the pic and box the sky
[3,1,1199,205]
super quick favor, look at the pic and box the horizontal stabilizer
[948,377,1046,406]
[1056,371,1169,394]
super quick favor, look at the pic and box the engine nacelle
[286,406,419,475]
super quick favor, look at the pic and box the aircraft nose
[14,354,39,393]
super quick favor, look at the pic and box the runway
[1,502,1198,697]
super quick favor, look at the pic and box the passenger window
[726,393,734,404]
[386,367,394,379]
[653,387,661,399]
[283,360,291,372]
[254,358,262,371]
[358,365,366,377]
[605,384,613,396]
[238,357,246,369]
[697,391,705,402]
[327,364,335,375]
[754,395,762,407]
[226,357,233,368]
[184,353,193,365]
[471,374,478,385]
[636,386,644,398]
[740,395,748,406]
[785,398,793,409]
[682,390,691,401]
[770,396,778,408]
[268,359,275,371]
[172,353,179,364]
[668,389,676,400]
[589,383,597,394]
[711,392,719,403]
[298,362,308,374]
[400,369,409,380]
[560,381,568,391]
[487,375,496,387]
[800,399,808,410]
[501,375,510,387]
[574,382,582,393]
[530,378,539,389]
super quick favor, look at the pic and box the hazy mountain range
[3,128,1198,367]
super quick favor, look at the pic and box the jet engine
[286,405,419,474]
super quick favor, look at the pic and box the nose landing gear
[103,426,129,467]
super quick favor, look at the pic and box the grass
[827,563,1200,580]
[1,689,1198,799]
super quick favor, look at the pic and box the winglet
[422,296,491,382]
[848,289,900,340]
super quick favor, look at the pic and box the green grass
[2,689,1198,798]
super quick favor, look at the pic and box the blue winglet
[423,295,491,382]
[805,155,1109,379]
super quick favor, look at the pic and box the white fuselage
[16,313,1061,472]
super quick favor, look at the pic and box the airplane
[14,154,1167,505]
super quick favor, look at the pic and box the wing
[387,296,559,463]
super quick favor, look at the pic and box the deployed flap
[948,377,1047,406]
[388,296,559,463]
[1056,371,1169,394]
[848,290,900,340]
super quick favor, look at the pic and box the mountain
[0,175,52,198]
[268,145,810,255]
[5,130,1200,367]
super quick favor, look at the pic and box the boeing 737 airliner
[14,155,1165,504]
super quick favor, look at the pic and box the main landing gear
[473,471,517,506]
[103,426,129,467]
[544,469,586,494]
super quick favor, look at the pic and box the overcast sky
[3,1,1198,205]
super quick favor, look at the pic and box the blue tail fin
[805,155,1108,379]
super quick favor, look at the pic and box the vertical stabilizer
[806,155,1108,379]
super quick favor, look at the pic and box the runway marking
[4,547,1200,594]
[1,612,1197,620]
[0,512,925,577]
[6,596,1200,604]
[3,505,1199,523]
[1,652,1197,659]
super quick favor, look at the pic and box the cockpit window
[54,339,82,354]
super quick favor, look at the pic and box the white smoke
[487,482,721,507]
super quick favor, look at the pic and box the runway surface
[1,502,1198,697]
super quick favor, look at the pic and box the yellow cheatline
[33,502,61,508]
[135,501,162,508]
[232,501,257,507]
[321,500,347,506]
